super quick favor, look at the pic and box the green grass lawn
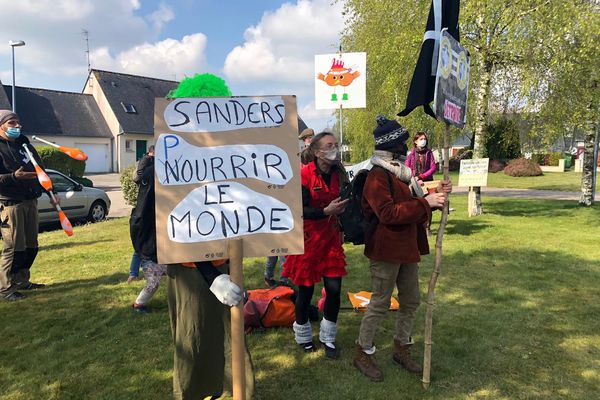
[1,197,599,400]
[434,170,599,192]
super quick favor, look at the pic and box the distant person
[264,255,289,288]
[405,132,437,182]
[282,131,349,359]
[299,128,315,165]
[353,116,451,382]
[129,145,166,312]
[127,146,154,285]
[0,110,55,301]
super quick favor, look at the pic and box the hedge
[37,146,86,178]
[120,164,138,206]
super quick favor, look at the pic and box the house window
[125,140,134,152]
[121,102,137,114]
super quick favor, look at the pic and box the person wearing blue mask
[0,110,54,301]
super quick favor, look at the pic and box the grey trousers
[0,199,39,296]
[357,260,420,349]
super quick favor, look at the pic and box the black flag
[398,0,460,118]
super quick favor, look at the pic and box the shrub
[504,158,543,177]
[488,159,506,173]
[547,152,562,166]
[120,164,138,206]
[71,176,94,187]
[531,153,546,165]
[37,146,86,178]
[484,118,521,161]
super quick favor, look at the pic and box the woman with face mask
[282,131,349,359]
[405,132,437,182]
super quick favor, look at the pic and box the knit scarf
[370,150,412,183]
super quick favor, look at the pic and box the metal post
[339,105,344,161]
[11,45,16,112]
[592,122,599,202]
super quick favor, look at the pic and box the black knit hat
[373,115,409,150]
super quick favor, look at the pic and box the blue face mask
[5,127,21,139]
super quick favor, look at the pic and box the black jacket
[0,135,44,202]
[130,155,157,262]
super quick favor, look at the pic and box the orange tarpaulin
[347,291,400,312]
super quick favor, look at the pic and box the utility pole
[82,29,91,72]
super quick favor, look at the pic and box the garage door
[75,143,110,173]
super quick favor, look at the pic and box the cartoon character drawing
[317,58,361,102]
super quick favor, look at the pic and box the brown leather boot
[392,339,423,374]
[353,344,384,382]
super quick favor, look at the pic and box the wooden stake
[422,122,451,389]
[228,239,246,400]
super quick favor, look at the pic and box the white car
[38,170,111,224]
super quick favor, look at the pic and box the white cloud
[147,3,175,32]
[91,33,207,81]
[223,0,345,83]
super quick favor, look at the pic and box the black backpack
[339,166,393,245]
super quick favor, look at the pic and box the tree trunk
[468,54,492,216]
[579,119,598,206]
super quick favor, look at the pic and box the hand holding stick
[21,144,73,237]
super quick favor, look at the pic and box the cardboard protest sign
[154,95,304,264]
[315,52,366,110]
[458,158,489,187]
[433,29,470,128]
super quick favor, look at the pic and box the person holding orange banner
[0,110,56,301]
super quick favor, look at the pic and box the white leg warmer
[293,321,313,344]
[319,318,337,344]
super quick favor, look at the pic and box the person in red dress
[282,132,349,359]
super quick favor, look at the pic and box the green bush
[504,158,543,177]
[71,176,93,187]
[37,146,86,177]
[531,153,546,165]
[484,118,521,161]
[547,152,562,166]
[120,164,138,206]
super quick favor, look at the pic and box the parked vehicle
[38,170,110,225]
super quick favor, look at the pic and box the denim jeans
[264,256,286,279]
[129,251,141,277]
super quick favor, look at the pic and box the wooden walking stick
[422,122,451,389]
[228,239,246,400]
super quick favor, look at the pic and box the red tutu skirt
[282,217,347,287]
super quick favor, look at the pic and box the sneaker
[132,303,147,313]
[320,341,340,359]
[264,277,279,289]
[299,341,317,353]
[19,282,45,290]
[3,291,26,301]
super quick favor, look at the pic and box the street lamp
[9,40,25,112]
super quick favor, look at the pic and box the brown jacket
[361,166,431,264]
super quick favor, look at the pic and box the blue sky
[0,0,346,130]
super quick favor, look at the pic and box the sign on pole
[458,158,490,187]
[315,52,366,110]
[433,29,470,128]
[153,95,304,264]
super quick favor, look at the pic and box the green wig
[168,73,232,98]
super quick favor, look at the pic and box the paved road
[453,186,580,201]
[85,173,131,219]
[85,173,582,220]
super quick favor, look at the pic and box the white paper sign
[458,158,489,187]
[164,96,286,132]
[315,52,366,110]
[168,181,294,243]
[155,134,292,186]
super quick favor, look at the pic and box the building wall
[119,133,155,169]
[83,73,121,172]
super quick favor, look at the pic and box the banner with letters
[154,95,304,264]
